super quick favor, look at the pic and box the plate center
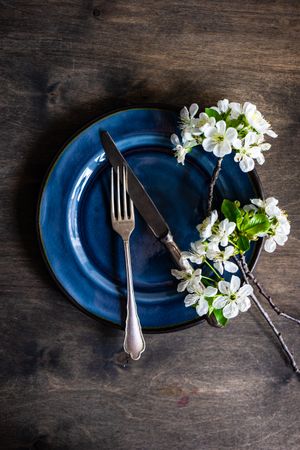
[78,146,211,294]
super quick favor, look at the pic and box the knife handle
[161,232,191,271]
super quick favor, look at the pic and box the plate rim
[36,104,264,333]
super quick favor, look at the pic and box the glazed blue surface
[39,108,262,330]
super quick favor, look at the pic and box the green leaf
[240,213,271,236]
[237,235,250,253]
[221,199,242,223]
[205,107,221,121]
[212,308,228,327]
[236,215,244,230]
[227,118,240,128]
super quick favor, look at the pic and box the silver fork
[110,166,146,360]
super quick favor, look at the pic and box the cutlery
[110,165,145,360]
[101,131,189,271]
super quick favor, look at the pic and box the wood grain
[0,1,299,449]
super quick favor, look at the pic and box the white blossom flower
[170,134,196,165]
[246,198,290,252]
[184,286,218,316]
[180,103,199,121]
[180,104,201,140]
[212,275,253,319]
[209,218,236,247]
[211,98,230,114]
[229,102,242,119]
[277,213,291,235]
[181,241,206,264]
[197,210,218,240]
[250,197,281,218]
[252,134,271,165]
[243,102,277,138]
[228,102,277,137]
[202,120,238,157]
[233,132,270,172]
[264,230,288,253]
[264,213,290,253]
[197,112,216,133]
[171,267,203,293]
[243,204,258,213]
[206,244,238,275]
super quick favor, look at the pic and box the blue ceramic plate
[38,107,263,332]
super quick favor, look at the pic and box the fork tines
[110,166,134,222]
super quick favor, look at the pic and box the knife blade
[100,131,188,270]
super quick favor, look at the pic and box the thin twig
[207,159,299,372]
[234,256,299,373]
[240,254,300,325]
[207,157,223,216]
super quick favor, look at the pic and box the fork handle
[123,240,146,360]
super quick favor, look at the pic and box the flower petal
[229,102,242,118]
[264,237,276,253]
[220,236,229,247]
[216,120,226,135]
[230,275,241,293]
[256,153,265,165]
[196,298,209,316]
[265,129,278,138]
[189,103,199,118]
[224,260,238,273]
[274,233,288,246]
[214,261,224,275]
[180,251,193,260]
[194,268,202,277]
[243,204,258,212]
[217,99,229,113]
[204,286,218,297]
[250,198,263,208]
[214,140,231,157]
[180,106,189,120]
[171,134,180,146]
[218,280,230,295]
[233,138,242,150]
[245,131,258,147]
[225,127,238,142]
[212,296,228,309]
[224,246,235,258]
[226,222,236,235]
[223,301,239,319]
[238,284,253,297]
[184,293,199,307]
[204,125,217,138]
[171,269,184,280]
[277,222,290,235]
[236,296,251,312]
[202,138,216,153]
[178,280,190,292]
[211,210,218,224]
[265,204,281,217]
[240,155,255,172]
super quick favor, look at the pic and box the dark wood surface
[1,1,300,449]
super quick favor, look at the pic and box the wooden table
[1,1,299,449]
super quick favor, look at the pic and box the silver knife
[100,131,188,271]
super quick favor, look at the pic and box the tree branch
[234,255,299,374]
[240,254,300,325]
[205,158,299,372]
[207,157,223,216]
